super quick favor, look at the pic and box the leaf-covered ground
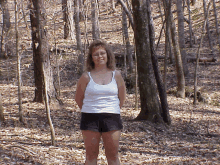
[0,82,219,164]
[0,0,220,164]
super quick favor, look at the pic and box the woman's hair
[86,40,116,71]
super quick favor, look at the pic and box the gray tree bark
[187,0,193,47]
[29,0,56,102]
[35,0,55,145]
[203,0,214,53]
[74,0,84,74]
[122,3,133,74]
[132,0,170,125]
[0,0,11,58]
[15,0,24,123]
[164,0,185,98]
[176,0,189,76]
[212,0,220,51]
[91,0,100,40]
[62,0,69,39]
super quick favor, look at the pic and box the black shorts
[80,113,123,132]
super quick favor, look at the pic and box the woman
[75,40,126,165]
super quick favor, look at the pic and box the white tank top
[81,71,120,114]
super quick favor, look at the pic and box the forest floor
[0,0,220,164]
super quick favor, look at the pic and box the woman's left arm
[115,70,126,108]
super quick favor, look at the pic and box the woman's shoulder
[79,72,90,82]
[114,70,122,77]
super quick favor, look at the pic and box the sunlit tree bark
[74,0,84,74]
[29,0,56,102]
[62,0,69,39]
[91,0,100,40]
[176,0,189,76]
[0,0,11,58]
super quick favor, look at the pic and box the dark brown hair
[86,40,116,71]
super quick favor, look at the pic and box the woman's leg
[82,130,102,165]
[102,130,121,165]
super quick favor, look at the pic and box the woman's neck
[93,65,108,73]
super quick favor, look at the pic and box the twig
[7,145,37,155]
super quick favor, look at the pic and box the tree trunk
[212,0,220,52]
[122,3,133,74]
[15,0,24,123]
[91,0,100,40]
[74,0,84,74]
[62,0,69,39]
[118,0,134,31]
[35,0,56,146]
[30,0,56,103]
[194,2,211,105]
[132,0,165,124]
[67,0,75,40]
[161,0,174,64]
[187,0,193,47]
[146,0,171,125]
[176,0,189,77]
[0,0,11,58]
[166,0,185,98]
[203,0,214,53]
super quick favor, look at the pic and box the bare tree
[121,1,133,74]
[0,0,11,58]
[29,0,57,102]
[203,0,214,53]
[15,0,24,123]
[62,0,69,39]
[74,0,84,74]
[194,2,211,104]
[187,0,193,47]
[176,0,189,76]
[35,0,55,145]
[164,0,185,98]
[132,0,171,125]
[212,0,220,51]
[91,0,100,40]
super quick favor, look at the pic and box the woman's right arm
[75,72,90,109]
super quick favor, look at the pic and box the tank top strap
[112,70,116,80]
[87,72,92,79]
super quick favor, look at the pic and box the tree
[132,0,171,125]
[187,0,193,47]
[0,0,11,58]
[176,0,189,76]
[91,0,100,40]
[74,0,84,74]
[34,0,55,145]
[121,1,133,74]
[29,0,56,103]
[203,0,214,53]
[62,0,69,39]
[164,0,185,98]
[212,0,220,51]
[15,0,24,123]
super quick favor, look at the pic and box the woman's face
[92,46,108,67]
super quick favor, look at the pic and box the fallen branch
[7,145,37,155]
[187,57,217,63]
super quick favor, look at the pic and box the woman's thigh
[102,130,121,156]
[82,130,102,155]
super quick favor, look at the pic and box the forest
[0,0,219,164]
